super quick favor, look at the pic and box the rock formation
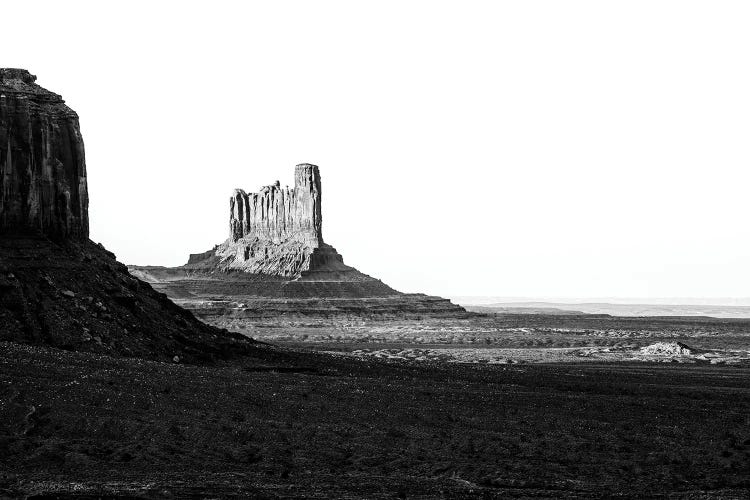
[130,164,469,322]
[179,164,408,297]
[0,69,252,361]
[219,163,349,278]
[230,164,322,247]
[640,342,694,357]
[0,69,88,240]
[223,163,321,276]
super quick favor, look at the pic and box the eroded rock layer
[0,69,88,240]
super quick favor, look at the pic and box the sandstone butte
[129,165,468,322]
[0,68,88,240]
[0,69,253,361]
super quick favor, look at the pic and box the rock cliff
[230,164,322,246]
[219,164,327,277]
[0,69,88,240]
[0,69,254,361]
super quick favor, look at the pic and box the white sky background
[4,1,750,299]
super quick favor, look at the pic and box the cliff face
[218,164,334,277]
[230,163,322,246]
[0,69,254,361]
[0,69,88,240]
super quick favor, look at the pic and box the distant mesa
[130,165,468,321]
[208,165,378,280]
[179,163,401,298]
[225,163,325,277]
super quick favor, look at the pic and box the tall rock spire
[293,163,323,244]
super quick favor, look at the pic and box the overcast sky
[5,1,750,298]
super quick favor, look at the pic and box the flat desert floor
[237,313,750,366]
[2,313,750,498]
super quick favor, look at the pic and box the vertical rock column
[229,189,248,242]
[293,163,322,246]
[0,68,88,241]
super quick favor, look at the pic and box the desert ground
[211,312,750,366]
[2,313,750,498]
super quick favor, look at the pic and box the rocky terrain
[3,341,750,498]
[130,164,467,322]
[333,341,750,365]
[0,69,252,363]
[242,312,750,366]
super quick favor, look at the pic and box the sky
[4,1,750,299]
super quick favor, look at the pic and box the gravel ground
[2,341,750,498]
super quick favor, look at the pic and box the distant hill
[465,305,588,316]
[459,301,750,319]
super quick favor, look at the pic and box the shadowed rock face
[0,69,253,361]
[0,69,88,240]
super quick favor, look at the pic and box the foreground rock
[0,69,88,240]
[130,164,468,324]
[0,69,250,361]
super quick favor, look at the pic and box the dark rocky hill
[0,69,253,362]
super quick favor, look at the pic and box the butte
[129,164,468,329]
[0,68,252,361]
